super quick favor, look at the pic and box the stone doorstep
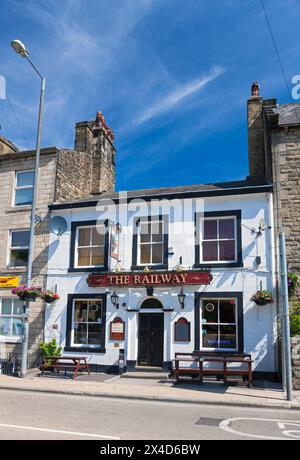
[121,366,170,380]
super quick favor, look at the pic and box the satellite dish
[50,216,67,238]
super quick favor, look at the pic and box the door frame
[137,312,164,366]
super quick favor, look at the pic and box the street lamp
[110,290,119,309]
[11,39,46,378]
[178,288,186,309]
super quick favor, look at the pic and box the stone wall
[55,149,92,203]
[271,127,300,274]
[292,335,300,390]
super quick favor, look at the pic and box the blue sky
[0,0,299,191]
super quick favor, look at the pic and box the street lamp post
[11,40,46,378]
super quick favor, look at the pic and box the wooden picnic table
[40,355,90,380]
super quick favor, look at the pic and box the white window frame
[0,297,23,342]
[14,169,34,207]
[200,215,237,264]
[71,299,103,348]
[200,298,238,352]
[75,225,105,269]
[8,229,30,268]
[137,219,164,266]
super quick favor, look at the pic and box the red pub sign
[87,271,212,287]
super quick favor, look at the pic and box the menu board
[174,317,190,342]
[110,317,125,341]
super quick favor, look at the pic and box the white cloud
[132,66,225,126]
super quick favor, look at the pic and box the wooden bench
[172,354,202,384]
[40,355,90,380]
[171,352,253,387]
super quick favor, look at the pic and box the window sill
[0,336,22,344]
[6,205,32,213]
[193,262,243,269]
[3,267,27,273]
[68,267,108,273]
[64,347,106,354]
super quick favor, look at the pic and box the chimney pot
[251,81,260,97]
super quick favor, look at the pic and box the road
[0,389,299,440]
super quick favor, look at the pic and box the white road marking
[0,423,120,440]
[219,417,300,440]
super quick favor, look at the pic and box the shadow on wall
[243,300,276,374]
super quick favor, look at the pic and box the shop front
[83,270,212,370]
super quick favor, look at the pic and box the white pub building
[45,181,278,379]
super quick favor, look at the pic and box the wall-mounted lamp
[178,287,186,309]
[110,290,119,309]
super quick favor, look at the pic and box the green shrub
[290,314,300,337]
[39,338,62,363]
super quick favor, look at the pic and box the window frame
[69,220,109,272]
[65,293,107,353]
[194,291,244,353]
[75,225,106,269]
[194,210,243,268]
[8,229,30,268]
[200,298,238,351]
[0,297,23,342]
[14,169,34,207]
[71,298,104,348]
[132,215,169,270]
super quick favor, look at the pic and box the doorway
[138,313,164,367]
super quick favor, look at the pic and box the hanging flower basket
[251,290,273,306]
[11,285,42,302]
[41,290,60,304]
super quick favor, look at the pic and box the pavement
[0,370,299,410]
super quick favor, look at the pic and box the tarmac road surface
[0,388,299,440]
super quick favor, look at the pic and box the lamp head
[11,40,29,57]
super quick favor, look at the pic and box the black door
[138,313,164,366]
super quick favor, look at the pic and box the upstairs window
[14,170,34,206]
[132,215,168,269]
[139,220,164,266]
[202,217,236,263]
[9,230,30,267]
[195,211,242,268]
[76,226,105,268]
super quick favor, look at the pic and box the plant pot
[254,298,269,306]
[18,293,38,302]
[43,296,57,304]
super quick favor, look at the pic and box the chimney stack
[247,81,266,181]
[74,111,116,194]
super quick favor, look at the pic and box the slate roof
[49,179,272,209]
[272,104,300,126]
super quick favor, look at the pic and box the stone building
[248,82,300,274]
[0,112,116,363]
[248,82,300,388]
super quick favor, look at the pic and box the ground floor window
[72,299,104,346]
[201,298,237,350]
[0,297,23,338]
[65,294,107,352]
